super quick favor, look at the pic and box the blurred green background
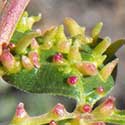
[0,0,125,125]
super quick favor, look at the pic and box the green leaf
[84,75,114,106]
[16,11,41,33]
[105,39,125,62]
[3,64,83,101]
[3,62,114,105]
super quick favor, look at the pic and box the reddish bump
[0,49,15,69]
[49,120,57,125]
[9,42,16,49]
[52,53,63,63]
[96,86,104,94]
[67,76,78,85]
[28,51,40,68]
[52,103,65,116]
[82,104,92,113]
[16,102,27,118]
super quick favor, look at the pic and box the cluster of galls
[0,17,118,85]
[0,37,40,75]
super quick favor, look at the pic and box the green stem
[0,0,30,54]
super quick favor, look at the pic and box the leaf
[84,75,114,106]
[4,63,83,101]
[3,61,114,105]
[105,39,125,62]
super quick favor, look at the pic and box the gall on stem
[91,22,103,40]
[64,17,85,37]
[93,37,111,55]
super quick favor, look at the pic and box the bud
[100,96,115,115]
[41,27,57,50]
[93,37,111,55]
[68,47,82,63]
[31,38,39,50]
[92,22,103,39]
[56,41,71,54]
[93,96,115,117]
[100,58,119,81]
[28,51,40,68]
[22,56,34,70]
[64,17,85,37]
[56,25,67,42]
[76,61,97,76]
[41,26,55,35]
[0,49,15,72]
[16,32,40,54]
[52,103,65,116]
